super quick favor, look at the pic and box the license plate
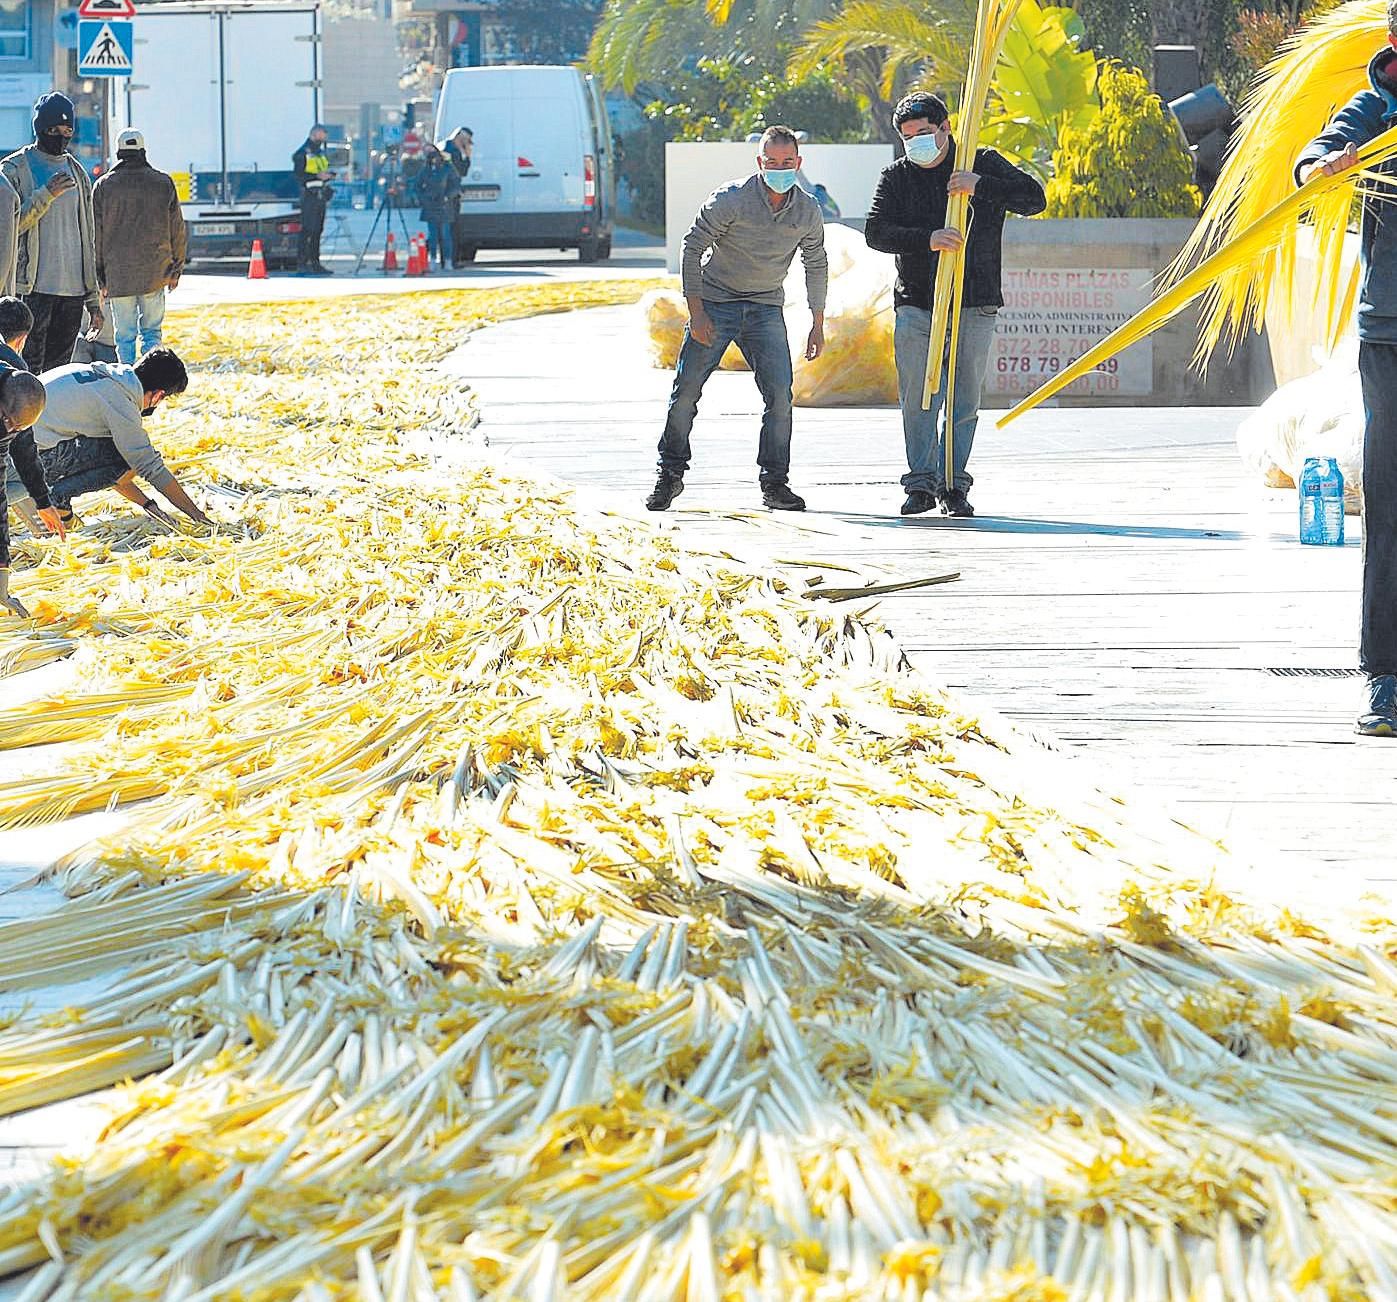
[461,187,499,202]
[199,222,237,236]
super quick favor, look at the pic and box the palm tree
[787,0,977,137]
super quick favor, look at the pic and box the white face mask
[904,132,947,165]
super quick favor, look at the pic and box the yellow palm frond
[1166,0,1385,364]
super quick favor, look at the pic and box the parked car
[432,65,616,263]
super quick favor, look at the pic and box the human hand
[805,319,825,361]
[143,500,176,528]
[167,274,181,291]
[0,572,28,619]
[948,169,979,197]
[45,171,76,197]
[689,306,716,347]
[1304,142,1359,183]
[930,227,965,253]
[37,506,66,540]
[84,306,104,339]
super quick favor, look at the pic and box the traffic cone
[381,231,400,272]
[246,238,268,280]
[406,234,424,277]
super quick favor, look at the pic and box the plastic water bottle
[1299,456,1345,546]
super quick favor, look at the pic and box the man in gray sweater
[33,347,210,526]
[0,94,103,373]
[646,125,828,513]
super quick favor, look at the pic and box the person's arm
[799,212,828,361]
[864,168,934,255]
[168,180,187,286]
[680,188,738,346]
[11,158,71,234]
[8,429,51,512]
[155,473,210,525]
[964,149,1047,215]
[92,179,106,292]
[292,143,308,185]
[1296,93,1384,184]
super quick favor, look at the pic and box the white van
[433,65,616,263]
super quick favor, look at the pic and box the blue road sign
[78,20,133,77]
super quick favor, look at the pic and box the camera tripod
[353,165,416,276]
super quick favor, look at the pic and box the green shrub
[1044,62,1201,218]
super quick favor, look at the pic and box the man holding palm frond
[1297,1,1397,736]
[866,91,1044,518]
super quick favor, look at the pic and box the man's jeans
[894,305,1000,494]
[1358,342,1397,675]
[426,220,454,268]
[39,436,129,512]
[657,299,794,486]
[109,290,166,365]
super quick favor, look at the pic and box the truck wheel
[578,235,600,264]
[597,235,612,260]
[455,244,478,264]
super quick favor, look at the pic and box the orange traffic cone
[246,238,268,280]
[406,234,424,277]
[381,231,400,272]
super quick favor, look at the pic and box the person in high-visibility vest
[292,124,334,276]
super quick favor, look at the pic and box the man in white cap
[92,129,186,365]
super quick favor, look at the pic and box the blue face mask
[905,132,947,165]
[762,167,798,194]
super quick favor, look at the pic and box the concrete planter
[989,217,1274,409]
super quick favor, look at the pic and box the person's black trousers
[298,189,329,269]
[22,293,85,373]
[1357,341,1397,675]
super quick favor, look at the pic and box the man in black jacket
[865,92,1045,517]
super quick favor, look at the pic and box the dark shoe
[762,483,806,511]
[313,264,335,276]
[900,490,938,516]
[646,473,684,512]
[1357,674,1397,737]
[942,488,975,518]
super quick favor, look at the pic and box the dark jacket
[864,143,1045,311]
[418,161,460,223]
[1297,48,1397,343]
[0,357,53,569]
[444,139,471,180]
[293,139,333,195]
[92,152,187,297]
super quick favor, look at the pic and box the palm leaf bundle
[925,0,1025,485]
[999,1,1392,426]
[998,125,1397,426]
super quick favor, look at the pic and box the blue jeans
[39,436,129,512]
[894,305,1000,494]
[426,221,454,267]
[109,290,166,365]
[657,299,794,485]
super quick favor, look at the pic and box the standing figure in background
[418,146,459,272]
[0,93,103,373]
[93,129,186,365]
[293,123,334,276]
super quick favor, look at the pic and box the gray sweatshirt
[31,362,175,491]
[681,174,828,311]
[0,175,16,296]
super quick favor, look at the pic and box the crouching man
[646,125,827,513]
[33,347,211,526]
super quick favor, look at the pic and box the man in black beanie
[0,93,103,373]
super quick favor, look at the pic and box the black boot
[646,472,684,512]
[761,482,805,511]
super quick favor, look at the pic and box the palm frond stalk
[997,126,1397,426]
[924,0,1026,488]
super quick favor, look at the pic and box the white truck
[114,0,322,269]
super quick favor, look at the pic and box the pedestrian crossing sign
[78,19,133,76]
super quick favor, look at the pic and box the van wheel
[597,235,612,260]
[455,244,478,264]
[578,236,600,264]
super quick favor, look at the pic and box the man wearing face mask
[0,93,103,373]
[32,347,210,527]
[646,124,828,513]
[865,92,1045,518]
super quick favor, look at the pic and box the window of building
[0,0,31,59]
